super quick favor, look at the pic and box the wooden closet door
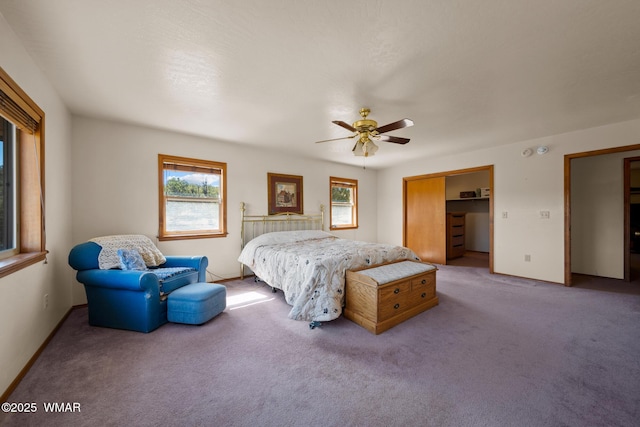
[404,177,447,264]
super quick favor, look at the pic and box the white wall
[378,119,640,284]
[70,116,378,302]
[571,150,640,279]
[0,13,74,396]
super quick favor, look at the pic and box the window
[0,67,46,277]
[158,154,227,240]
[0,117,16,254]
[330,176,358,230]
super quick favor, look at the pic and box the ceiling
[1,0,640,169]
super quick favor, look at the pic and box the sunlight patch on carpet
[226,291,274,310]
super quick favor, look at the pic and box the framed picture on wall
[268,172,303,215]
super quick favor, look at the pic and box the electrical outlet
[524,254,531,262]
[502,211,508,219]
[44,294,49,309]
[540,210,550,219]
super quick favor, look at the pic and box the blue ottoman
[167,282,226,325]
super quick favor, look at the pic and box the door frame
[403,164,494,273]
[623,156,640,282]
[563,144,640,286]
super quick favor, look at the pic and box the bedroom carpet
[2,263,640,427]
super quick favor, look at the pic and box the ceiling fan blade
[378,134,410,145]
[315,134,356,144]
[374,118,414,134]
[332,120,357,132]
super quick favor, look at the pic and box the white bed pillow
[249,230,332,245]
[238,230,334,266]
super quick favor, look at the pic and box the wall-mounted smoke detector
[536,146,549,155]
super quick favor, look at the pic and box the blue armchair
[68,239,208,333]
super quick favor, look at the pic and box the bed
[238,203,420,326]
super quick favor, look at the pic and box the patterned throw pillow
[117,248,148,271]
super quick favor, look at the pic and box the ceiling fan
[315,108,414,157]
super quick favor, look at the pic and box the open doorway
[564,144,640,285]
[624,157,640,281]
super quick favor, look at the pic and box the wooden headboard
[239,202,324,278]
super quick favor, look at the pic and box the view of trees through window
[164,176,220,199]
[331,186,351,203]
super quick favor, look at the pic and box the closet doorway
[403,165,494,271]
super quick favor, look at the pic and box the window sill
[0,251,48,279]
[158,232,228,242]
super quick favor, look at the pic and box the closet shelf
[446,197,490,201]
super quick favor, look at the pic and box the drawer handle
[394,288,400,294]
[394,303,400,309]
[421,292,427,298]
[421,279,426,285]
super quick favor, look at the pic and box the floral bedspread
[238,230,420,322]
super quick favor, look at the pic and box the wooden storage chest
[344,260,438,334]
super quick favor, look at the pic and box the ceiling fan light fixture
[367,140,378,156]
[353,139,378,157]
[353,141,365,157]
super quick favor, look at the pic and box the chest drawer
[378,281,411,321]
[450,235,465,247]
[448,225,465,238]
[448,213,465,226]
[411,273,436,300]
[411,273,434,288]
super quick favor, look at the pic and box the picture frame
[267,172,303,215]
